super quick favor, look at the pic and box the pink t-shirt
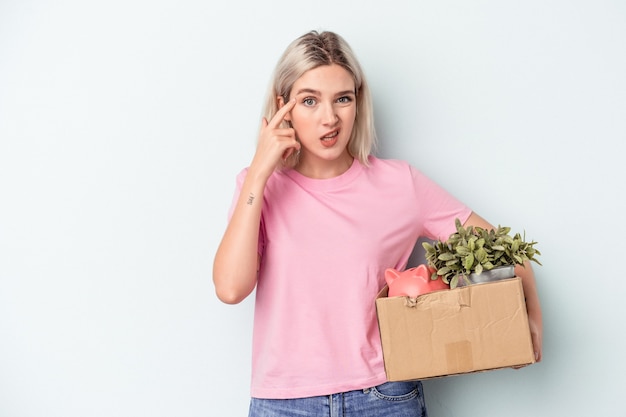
[230,156,471,399]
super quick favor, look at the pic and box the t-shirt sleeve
[410,165,472,241]
[227,168,266,257]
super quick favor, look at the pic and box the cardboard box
[375,277,535,381]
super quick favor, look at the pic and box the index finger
[267,98,296,128]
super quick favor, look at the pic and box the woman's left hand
[528,310,543,363]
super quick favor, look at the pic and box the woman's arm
[212,99,299,304]
[462,212,543,362]
[212,171,266,304]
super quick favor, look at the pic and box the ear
[277,95,292,121]
[414,264,430,282]
[384,268,400,286]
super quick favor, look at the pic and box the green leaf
[438,267,451,275]
[450,275,459,289]
[456,246,471,256]
[438,253,456,261]
[456,246,471,255]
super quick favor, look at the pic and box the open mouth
[321,130,339,141]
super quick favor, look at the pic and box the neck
[295,153,354,179]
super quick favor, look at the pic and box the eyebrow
[294,88,356,97]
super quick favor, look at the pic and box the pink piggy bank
[385,264,449,298]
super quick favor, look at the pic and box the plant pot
[456,265,516,287]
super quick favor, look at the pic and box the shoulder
[366,156,412,172]
[366,157,446,193]
[235,167,248,182]
[365,156,421,179]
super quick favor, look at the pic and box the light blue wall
[1,1,625,416]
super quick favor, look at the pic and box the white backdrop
[1,1,625,416]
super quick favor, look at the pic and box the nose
[321,103,338,126]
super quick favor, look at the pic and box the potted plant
[422,218,541,289]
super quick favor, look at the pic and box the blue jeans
[248,381,427,417]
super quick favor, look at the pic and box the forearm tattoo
[247,193,255,205]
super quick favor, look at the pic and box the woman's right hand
[213,98,299,304]
[250,98,299,178]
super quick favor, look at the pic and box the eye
[302,97,316,106]
[337,96,354,104]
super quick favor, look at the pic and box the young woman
[213,30,543,417]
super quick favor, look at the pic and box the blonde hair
[262,30,377,168]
